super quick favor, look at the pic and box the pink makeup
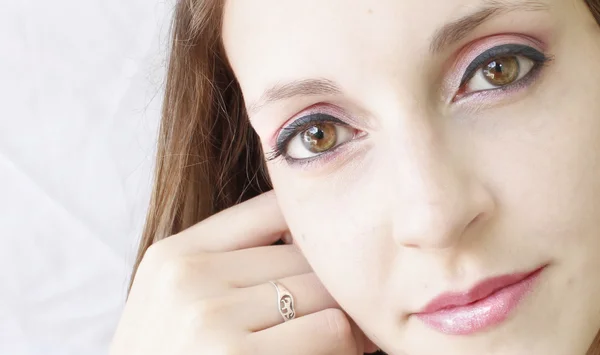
[414,265,547,335]
[444,34,547,98]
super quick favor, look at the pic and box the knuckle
[186,298,230,329]
[143,244,223,298]
[141,240,171,266]
[141,233,194,266]
[156,255,211,291]
[158,257,195,287]
[141,236,185,269]
[322,308,354,346]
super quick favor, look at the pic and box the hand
[109,190,378,355]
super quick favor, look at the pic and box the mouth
[413,264,547,335]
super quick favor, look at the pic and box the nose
[388,123,495,250]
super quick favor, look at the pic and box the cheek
[476,83,600,284]
[267,161,392,302]
[541,106,600,252]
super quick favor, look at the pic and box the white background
[0,1,171,354]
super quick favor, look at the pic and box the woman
[110,0,600,354]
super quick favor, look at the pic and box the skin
[223,0,600,354]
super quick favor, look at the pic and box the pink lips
[414,266,546,335]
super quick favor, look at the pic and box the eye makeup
[444,34,552,102]
[267,113,347,161]
[266,35,553,169]
[458,43,549,87]
[451,45,552,104]
[265,112,364,168]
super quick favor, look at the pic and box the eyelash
[266,43,552,168]
[457,43,551,95]
[265,113,356,166]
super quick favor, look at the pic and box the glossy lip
[414,265,547,335]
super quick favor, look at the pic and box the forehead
[222,0,442,81]
[222,0,556,110]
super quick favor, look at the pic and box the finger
[217,244,313,288]
[227,272,339,332]
[138,244,311,302]
[175,190,289,252]
[245,308,359,355]
[348,317,380,354]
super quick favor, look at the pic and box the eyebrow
[247,78,342,116]
[247,0,549,116]
[430,0,549,53]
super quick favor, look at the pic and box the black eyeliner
[459,44,550,86]
[265,113,347,162]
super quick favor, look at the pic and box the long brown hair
[131,0,271,278]
[130,1,600,353]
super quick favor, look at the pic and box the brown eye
[301,123,337,153]
[286,121,356,160]
[482,56,519,86]
[464,55,535,94]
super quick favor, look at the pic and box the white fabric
[0,1,171,354]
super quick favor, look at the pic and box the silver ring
[269,280,296,322]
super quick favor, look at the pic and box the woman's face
[223,0,600,354]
